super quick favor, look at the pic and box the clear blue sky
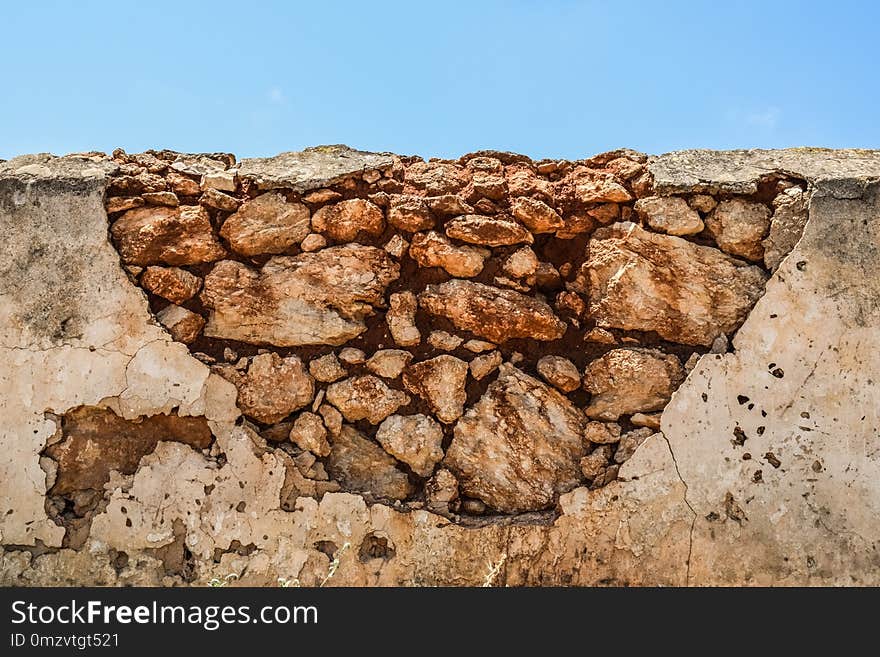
[2,0,878,160]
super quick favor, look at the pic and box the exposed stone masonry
[70,144,809,522]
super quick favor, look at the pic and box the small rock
[326,426,413,500]
[106,196,145,214]
[388,195,435,232]
[706,198,772,262]
[142,191,180,207]
[387,291,421,347]
[426,469,459,513]
[405,161,467,195]
[424,195,473,215]
[318,403,343,436]
[587,204,621,224]
[533,262,561,288]
[445,214,533,246]
[510,197,564,233]
[111,205,226,266]
[309,353,347,383]
[200,188,241,212]
[631,412,662,430]
[536,355,581,392]
[201,169,237,192]
[763,187,808,271]
[220,193,310,256]
[503,247,539,278]
[411,231,489,278]
[584,421,622,444]
[583,348,684,420]
[684,352,702,373]
[580,445,613,479]
[236,353,315,424]
[325,375,410,424]
[471,171,507,200]
[156,305,205,344]
[419,279,566,344]
[584,328,616,344]
[366,349,413,378]
[506,168,554,200]
[634,195,704,236]
[312,198,385,241]
[383,234,409,258]
[376,414,445,476]
[140,266,202,304]
[557,167,633,203]
[688,194,717,213]
[223,347,238,362]
[302,188,342,204]
[555,291,586,320]
[338,347,366,365]
[428,330,464,351]
[461,498,486,515]
[403,355,469,423]
[469,350,502,381]
[614,428,655,464]
[166,171,201,196]
[300,232,327,252]
[463,339,496,353]
[289,412,331,456]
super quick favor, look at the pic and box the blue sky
[2,1,878,160]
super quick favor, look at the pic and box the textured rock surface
[402,355,468,424]
[445,365,587,513]
[201,246,399,346]
[220,193,311,256]
[375,414,444,477]
[3,146,880,587]
[575,222,768,346]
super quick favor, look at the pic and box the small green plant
[482,553,507,587]
[208,572,239,587]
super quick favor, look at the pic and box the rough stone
[238,146,394,191]
[338,347,366,365]
[582,348,684,420]
[155,305,205,344]
[510,197,564,233]
[325,375,410,424]
[312,198,385,241]
[706,198,772,262]
[143,191,180,207]
[201,245,399,346]
[308,353,347,383]
[388,195,435,232]
[409,231,489,277]
[200,188,240,212]
[536,355,581,392]
[614,428,655,464]
[220,193,311,256]
[469,350,502,381]
[425,469,459,513]
[763,187,808,271]
[289,411,330,457]
[445,214,533,246]
[376,414,445,476]
[111,205,226,266]
[574,222,767,346]
[386,291,421,347]
[325,426,412,500]
[503,247,538,278]
[419,280,566,343]
[403,355,468,424]
[405,161,467,195]
[558,167,633,203]
[445,364,587,512]
[140,266,202,304]
[233,353,314,424]
[365,349,412,379]
[300,233,327,252]
[427,330,463,351]
[584,421,622,445]
[634,195,704,236]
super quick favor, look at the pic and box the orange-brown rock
[311,198,385,241]
[156,304,205,344]
[201,245,399,346]
[510,197,564,233]
[325,375,410,424]
[557,167,633,204]
[45,406,212,494]
[219,193,310,256]
[706,198,772,262]
[582,348,684,420]
[386,291,421,347]
[536,355,581,392]
[326,426,413,500]
[409,231,489,277]
[230,352,315,424]
[419,280,566,344]
[387,195,435,232]
[140,266,202,304]
[110,205,226,266]
[375,414,445,477]
[445,214,533,246]
[573,222,767,346]
[445,364,587,512]
[634,195,704,236]
[404,161,468,195]
[402,355,469,424]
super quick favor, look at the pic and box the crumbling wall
[1,146,879,586]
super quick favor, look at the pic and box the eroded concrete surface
[1,148,879,586]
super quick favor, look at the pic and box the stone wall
[1,146,879,586]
